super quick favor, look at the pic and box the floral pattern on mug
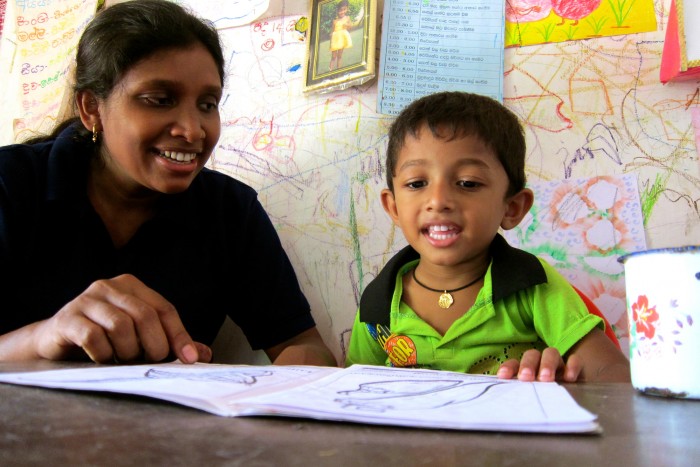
[631,295,658,339]
[629,294,695,357]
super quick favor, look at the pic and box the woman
[0,0,336,366]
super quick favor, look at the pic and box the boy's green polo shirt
[345,235,603,375]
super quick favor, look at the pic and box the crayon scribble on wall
[1,0,698,362]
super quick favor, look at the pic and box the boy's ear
[75,90,101,132]
[380,188,400,225]
[500,188,534,230]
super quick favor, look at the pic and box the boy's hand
[496,348,583,382]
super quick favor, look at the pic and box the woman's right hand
[1,274,211,364]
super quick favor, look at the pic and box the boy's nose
[426,182,453,211]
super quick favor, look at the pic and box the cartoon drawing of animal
[334,379,506,412]
[506,0,553,23]
[552,0,602,25]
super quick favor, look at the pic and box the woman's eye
[199,101,219,112]
[142,95,174,106]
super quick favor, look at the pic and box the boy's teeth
[428,225,456,240]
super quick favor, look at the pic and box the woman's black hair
[24,0,225,144]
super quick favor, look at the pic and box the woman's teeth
[160,151,196,162]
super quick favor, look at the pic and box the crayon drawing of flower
[632,295,658,339]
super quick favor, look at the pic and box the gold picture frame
[303,0,377,94]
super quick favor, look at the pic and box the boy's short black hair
[385,92,526,196]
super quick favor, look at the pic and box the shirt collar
[359,233,547,324]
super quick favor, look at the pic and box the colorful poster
[0,0,7,42]
[506,0,657,47]
[11,0,99,142]
[503,174,647,353]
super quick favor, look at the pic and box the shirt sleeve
[532,260,604,355]
[0,146,42,334]
[0,165,15,333]
[228,195,315,350]
[345,310,389,367]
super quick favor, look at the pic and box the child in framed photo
[303,0,376,94]
[329,0,364,71]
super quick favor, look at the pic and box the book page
[0,363,598,433]
[0,362,338,416]
[239,365,599,433]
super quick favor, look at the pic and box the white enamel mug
[619,246,700,399]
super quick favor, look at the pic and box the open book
[0,363,599,433]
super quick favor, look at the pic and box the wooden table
[1,361,698,466]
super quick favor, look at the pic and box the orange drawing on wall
[506,0,657,47]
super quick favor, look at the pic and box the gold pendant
[438,292,453,309]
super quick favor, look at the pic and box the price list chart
[377,0,505,116]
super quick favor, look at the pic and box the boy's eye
[405,180,427,189]
[458,180,480,189]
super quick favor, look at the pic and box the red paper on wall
[660,0,700,83]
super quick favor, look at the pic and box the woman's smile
[158,150,198,163]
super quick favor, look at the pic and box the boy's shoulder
[358,235,549,325]
[489,234,548,302]
[359,245,419,325]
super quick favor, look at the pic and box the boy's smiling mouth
[425,224,460,241]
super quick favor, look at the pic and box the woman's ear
[75,90,101,132]
[380,188,400,226]
[501,188,534,230]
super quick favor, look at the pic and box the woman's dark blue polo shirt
[0,125,315,349]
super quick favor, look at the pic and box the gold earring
[92,124,98,143]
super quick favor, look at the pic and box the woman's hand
[2,274,211,364]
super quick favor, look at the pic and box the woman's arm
[264,327,337,366]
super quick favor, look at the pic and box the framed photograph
[303,0,377,93]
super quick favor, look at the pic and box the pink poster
[0,0,7,39]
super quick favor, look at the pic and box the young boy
[346,92,630,382]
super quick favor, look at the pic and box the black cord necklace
[412,268,484,309]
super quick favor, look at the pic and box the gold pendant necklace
[412,268,484,309]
